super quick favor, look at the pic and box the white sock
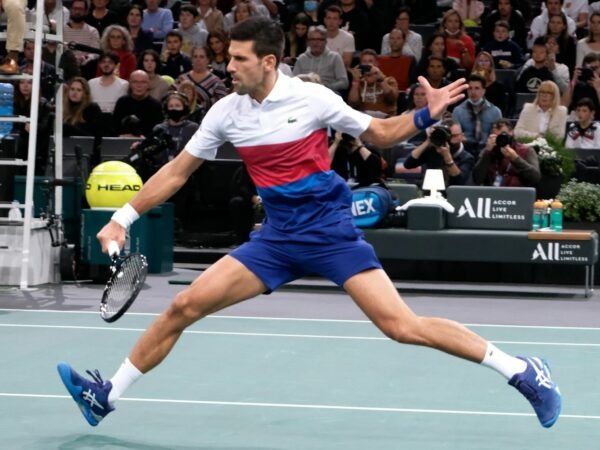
[107,358,143,406]
[480,343,527,380]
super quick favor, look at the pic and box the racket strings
[104,256,146,313]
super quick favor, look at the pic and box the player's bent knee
[381,318,428,346]
[166,290,209,325]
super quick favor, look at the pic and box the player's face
[228,40,269,96]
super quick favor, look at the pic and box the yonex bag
[351,186,397,228]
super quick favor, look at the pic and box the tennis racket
[100,241,148,323]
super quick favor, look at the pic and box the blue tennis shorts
[229,237,382,292]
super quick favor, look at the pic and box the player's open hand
[419,76,467,119]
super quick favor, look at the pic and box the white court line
[0,392,598,421]
[1,308,599,331]
[1,323,599,347]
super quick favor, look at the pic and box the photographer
[348,49,399,119]
[401,119,474,185]
[329,131,387,187]
[473,119,541,187]
[152,92,199,160]
[562,53,600,120]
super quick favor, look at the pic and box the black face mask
[166,109,186,121]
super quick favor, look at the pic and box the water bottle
[550,199,563,232]
[8,200,22,220]
[0,83,14,138]
[532,199,546,231]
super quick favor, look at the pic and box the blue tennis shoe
[57,362,114,426]
[508,357,561,428]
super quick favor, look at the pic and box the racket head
[100,253,148,322]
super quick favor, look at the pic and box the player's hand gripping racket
[100,241,148,322]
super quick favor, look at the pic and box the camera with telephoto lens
[580,66,595,83]
[123,128,176,180]
[429,125,451,147]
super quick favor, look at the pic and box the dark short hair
[492,118,513,130]
[576,97,596,111]
[325,5,343,17]
[533,36,548,48]
[180,4,199,17]
[230,16,284,66]
[468,73,486,87]
[100,50,119,65]
[582,52,600,66]
[166,30,183,41]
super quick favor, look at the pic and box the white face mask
[468,97,485,106]
[444,28,461,37]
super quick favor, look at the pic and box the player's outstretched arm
[361,76,467,148]
[97,150,204,252]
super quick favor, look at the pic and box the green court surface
[0,309,598,449]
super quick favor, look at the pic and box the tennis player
[57,16,561,429]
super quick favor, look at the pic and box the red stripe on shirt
[236,129,331,188]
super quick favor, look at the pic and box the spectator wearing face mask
[153,91,199,160]
[452,73,502,151]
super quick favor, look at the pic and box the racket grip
[108,241,120,257]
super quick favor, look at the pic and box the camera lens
[495,132,510,148]
[429,126,451,147]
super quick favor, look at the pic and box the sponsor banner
[447,186,535,230]
[530,242,593,263]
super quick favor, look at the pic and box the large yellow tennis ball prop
[85,161,143,208]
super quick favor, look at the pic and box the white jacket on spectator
[527,9,576,48]
[514,102,568,140]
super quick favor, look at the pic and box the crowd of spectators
[11,0,600,195]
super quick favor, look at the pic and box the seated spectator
[207,30,231,86]
[545,12,576,76]
[576,12,600,68]
[421,55,452,92]
[416,32,460,81]
[452,73,503,150]
[348,49,399,118]
[283,12,310,66]
[376,28,417,92]
[399,82,431,147]
[338,0,371,51]
[329,132,387,187]
[452,0,485,26]
[562,53,600,120]
[177,46,228,116]
[480,20,524,70]
[64,0,101,80]
[401,119,475,185]
[177,79,204,123]
[547,0,588,30]
[126,5,155,56]
[473,118,541,187]
[380,7,423,62]
[565,97,600,148]
[480,0,527,51]
[153,91,199,160]
[20,40,55,101]
[471,51,509,115]
[63,77,105,137]
[161,31,193,80]
[224,0,261,32]
[142,0,174,41]
[292,25,348,94]
[324,5,355,68]
[439,9,476,72]
[173,5,209,57]
[97,25,137,81]
[113,70,164,136]
[13,76,53,173]
[528,0,576,49]
[85,0,119,37]
[138,49,170,102]
[515,37,556,94]
[89,51,129,113]
[193,0,225,35]
[515,80,567,140]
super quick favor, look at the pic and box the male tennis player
[57,16,561,429]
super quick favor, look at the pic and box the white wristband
[111,203,140,229]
